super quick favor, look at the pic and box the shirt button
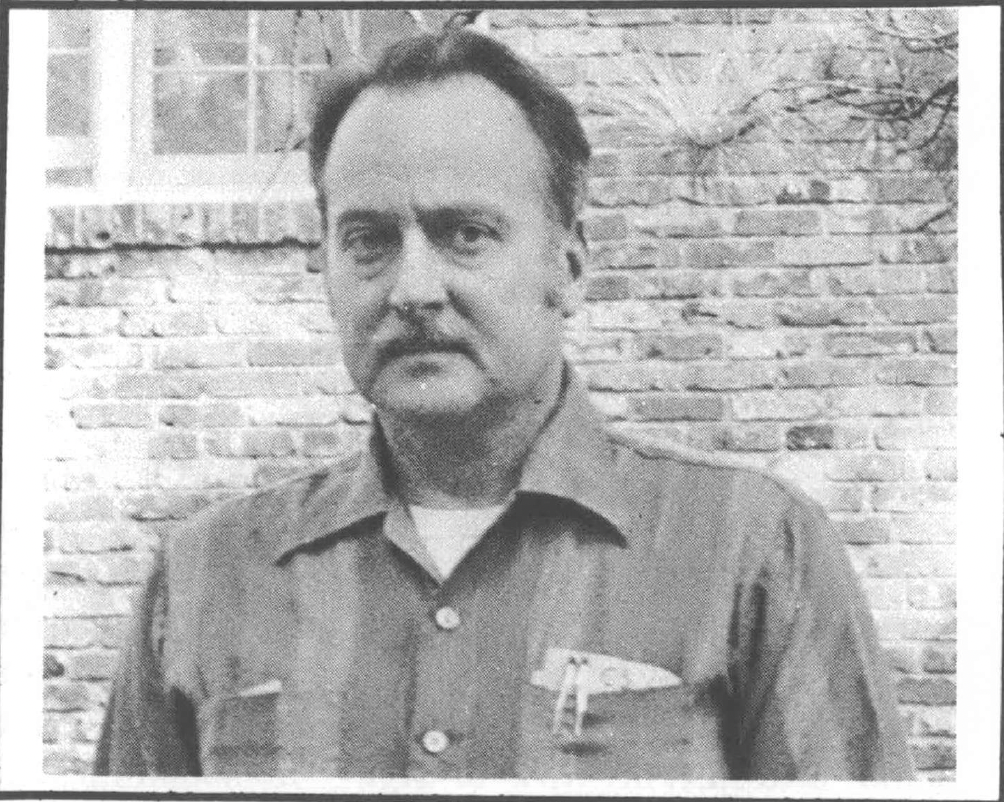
[434,606,460,631]
[421,729,449,755]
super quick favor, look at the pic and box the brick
[565,331,632,363]
[776,299,872,327]
[583,363,683,392]
[684,240,774,269]
[583,213,629,242]
[912,708,955,738]
[632,205,725,237]
[202,369,305,398]
[733,390,826,421]
[826,330,915,357]
[780,360,868,388]
[733,209,821,236]
[589,301,663,331]
[92,553,152,585]
[727,332,811,360]
[159,402,244,428]
[871,609,955,641]
[494,8,587,26]
[826,267,924,296]
[828,387,924,417]
[732,269,814,297]
[684,363,775,391]
[584,274,631,302]
[122,492,211,521]
[591,242,660,270]
[716,423,783,452]
[588,178,673,208]
[872,174,946,203]
[872,484,955,513]
[214,306,311,336]
[66,649,118,680]
[71,403,151,429]
[861,578,906,609]
[875,420,955,450]
[836,517,890,545]
[637,333,722,360]
[45,618,99,648]
[589,151,622,178]
[828,454,905,482]
[907,579,954,610]
[206,430,296,458]
[50,521,153,553]
[302,429,345,457]
[44,652,66,681]
[636,270,720,299]
[244,398,344,427]
[156,459,257,490]
[45,682,92,712]
[156,341,246,369]
[786,424,834,451]
[629,394,725,422]
[925,388,956,416]
[46,308,119,337]
[876,359,955,386]
[922,645,957,674]
[889,514,955,545]
[247,339,342,367]
[119,308,210,337]
[926,265,957,293]
[46,584,134,617]
[876,236,954,264]
[876,297,955,325]
[778,237,871,266]
[897,677,955,706]
[45,494,115,522]
[147,432,199,460]
[924,453,956,482]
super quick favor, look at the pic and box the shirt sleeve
[93,551,201,776]
[727,491,915,780]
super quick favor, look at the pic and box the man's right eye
[342,227,394,264]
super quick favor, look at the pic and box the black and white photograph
[1,2,1000,797]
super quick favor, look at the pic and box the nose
[388,228,448,316]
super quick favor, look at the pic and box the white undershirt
[409,504,506,580]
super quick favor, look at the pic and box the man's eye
[448,223,497,255]
[342,228,393,263]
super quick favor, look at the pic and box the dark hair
[308,28,591,229]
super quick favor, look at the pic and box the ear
[555,221,587,318]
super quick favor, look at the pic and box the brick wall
[42,9,957,778]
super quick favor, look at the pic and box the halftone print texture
[44,8,956,779]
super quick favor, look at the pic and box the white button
[434,606,460,631]
[421,729,449,754]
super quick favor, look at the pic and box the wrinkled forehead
[321,75,554,217]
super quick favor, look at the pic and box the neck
[379,366,564,509]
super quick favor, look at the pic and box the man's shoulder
[167,447,367,565]
[603,424,825,518]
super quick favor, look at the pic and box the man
[95,28,914,779]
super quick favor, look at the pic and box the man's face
[321,75,577,423]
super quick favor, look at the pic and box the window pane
[256,10,297,66]
[49,10,91,50]
[153,10,248,67]
[361,10,453,53]
[154,72,247,153]
[256,70,294,153]
[295,11,355,66]
[47,53,90,136]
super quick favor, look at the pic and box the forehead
[321,75,551,215]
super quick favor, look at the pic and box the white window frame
[45,9,492,205]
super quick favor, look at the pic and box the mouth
[382,339,471,362]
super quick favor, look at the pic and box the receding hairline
[320,74,557,211]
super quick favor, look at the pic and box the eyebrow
[333,203,510,231]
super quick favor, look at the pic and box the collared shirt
[94,366,913,779]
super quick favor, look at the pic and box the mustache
[376,326,477,363]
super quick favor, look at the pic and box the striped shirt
[95,366,913,779]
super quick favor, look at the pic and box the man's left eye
[449,223,495,254]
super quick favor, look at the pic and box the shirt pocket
[199,683,282,776]
[521,682,727,779]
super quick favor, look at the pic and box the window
[45,9,474,198]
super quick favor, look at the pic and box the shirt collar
[274,363,634,563]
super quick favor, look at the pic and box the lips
[380,337,471,363]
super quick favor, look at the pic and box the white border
[3,4,1001,798]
